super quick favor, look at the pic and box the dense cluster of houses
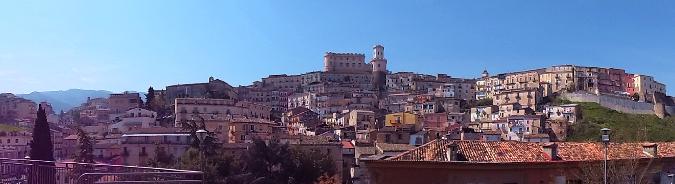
[1,45,674,183]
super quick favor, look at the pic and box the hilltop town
[2,45,675,183]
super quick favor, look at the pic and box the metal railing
[0,158,203,184]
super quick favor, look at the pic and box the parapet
[325,52,366,57]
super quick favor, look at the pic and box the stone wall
[561,92,655,115]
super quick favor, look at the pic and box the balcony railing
[0,158,202,184]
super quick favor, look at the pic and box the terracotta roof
[390,139,675,163]
[356,146,378,156]
[556,142,675,161]
[282,135,339,145]
[342,141,355,149]
[456,141,550,162]
[524,134,550,139]
[657,142,675,157]
[377,143,416,152]
[286,107,317,117]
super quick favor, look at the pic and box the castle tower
[481,70,489,78]
[371,45,388,91]
[323,52,333,72]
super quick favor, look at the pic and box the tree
[576,151,654,184]
[289,148,336,184]
[30,104,55,161]
[137,96,144,109]
[146,87,156,110]
[178,114,219,152]
[29,104,55,184]
[170,138,338,184]
[69,127,96,183]
[244,139,295,183]
[176,148,246,183]
[242,139,336,184]
[74,127,94,163]
[145,146,175,168]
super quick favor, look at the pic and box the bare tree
[576,150,654,184]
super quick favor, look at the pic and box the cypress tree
[28,104,55,184]
[30,104,54,162]
[146,87,155,110]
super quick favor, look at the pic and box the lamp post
[196,129,208,184]
[668,173,674,184]
[601,128,611,184]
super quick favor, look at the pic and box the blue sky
[1,1,674,94]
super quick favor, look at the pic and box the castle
[323,45,388,91]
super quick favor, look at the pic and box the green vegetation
[154,117,338,183]
[74,128,94,163]
[150,139,337,184]
[0,124,25,132]
[566,102,675,142]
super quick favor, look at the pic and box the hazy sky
[1,1,675,94]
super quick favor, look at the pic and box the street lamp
[196,129,208,184]
[601,128,611,184]
[668,173,674,184]
[196,129,208,143]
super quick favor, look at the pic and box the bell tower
[371,44,387,91]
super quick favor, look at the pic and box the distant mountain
[18,89,112,113]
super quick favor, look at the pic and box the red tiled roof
[342,141,354,149]
[557,142,675,161]
[457,141,550,162]
[657,142,675,157]
[524,134,550,139]
[391,139,675,163]
[377,143,416,152]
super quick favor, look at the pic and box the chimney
[543,143,559,160]
[446,142,459,161]
[642,143,658,157]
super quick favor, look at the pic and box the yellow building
[384,112,418,127]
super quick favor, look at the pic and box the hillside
[566,102,675,142]
[18,89,112,113]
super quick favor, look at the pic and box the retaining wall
[561,92,655,115]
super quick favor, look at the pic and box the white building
[110,108,158,133]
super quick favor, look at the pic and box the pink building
[422,113,450,131]
[624,73,637,95]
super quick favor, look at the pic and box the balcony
[0,158,202,183]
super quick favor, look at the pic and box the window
[15,139,18,143]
